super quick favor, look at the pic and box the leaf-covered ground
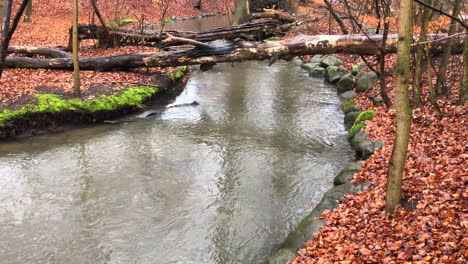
[290,3,467,263]
[1,0,232,107]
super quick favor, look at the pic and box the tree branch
[413,0,468,30]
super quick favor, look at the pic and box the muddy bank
[0,67,189,140]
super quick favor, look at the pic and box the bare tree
[0,0,31,79]
[412,0,434,107]
[154,0,172,37]
[73,0,81,97]
[234,0,250,25]
[460,34,468,105]
[385,0,413,213]
[23,0,32,23]
[435,0,463,96]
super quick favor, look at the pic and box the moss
[354,110,376,124]
[169,66,188,81]
[341,96,360,114]
[0,86,158,127]
[266,36,279,41]
[348,110,376,138]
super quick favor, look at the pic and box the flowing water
[0,61,352,264]
[0,18,353,264]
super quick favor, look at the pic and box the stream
[0,17,353,264]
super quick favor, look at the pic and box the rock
[267,248,297,264]
[334,161,362,185]
[344,111,363,129]
[352,62,366,76]
[369,95,384,106]
[310,55,325,63]
[320,56,344,68]
[374,140,385,150]
[355,71,378,92]
[301,62,320,72]
[350,131,369,146]
[340,90,357,99]
[337,74,355,93]
[350,131,377,159]
[309,67,326,78]
[325,66,346,83]
[341,97,360,114]
[292,57,304,66]
[281,219,325,251]
[356,140,375,160]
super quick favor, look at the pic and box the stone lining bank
[266,56,384,264]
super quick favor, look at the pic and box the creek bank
[0,66,189,140]
[266,55,384,264]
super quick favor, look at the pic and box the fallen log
[71,19,290,48]
[8,45,71,58]
[6,33,466,71]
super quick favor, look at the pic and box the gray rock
[350,131,370,146]
[350,132,376,159]
[267,248,297,264]
[292,57,304,66]
[356,140,375,160]
[310,55,325,63]
[281,219,325,252]
[355,72,378,92]
[334,161,362,185]
[337,74,355,93]
[301,62,320,72]
[268,181,371,262]
[325,66,346,83]
[352,62,366,76]
[309,66,326,78]
[320,56,344,68]
[344,111,363,129]
[340,90,357,99]
[369,95,384,106]
[374,140,385,150]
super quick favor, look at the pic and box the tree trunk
[4,33,466,71]
[426,47,443,117]
[0,0,31,79]
[24,0,32,23]
[0,0,13,79]
[435,0,462,96]
[378,1,392,107]
[412,0,433,108]
[90,0,110,36]
[385,0,413,214]
[460,34,468,105]
[323,0,348,34]
[73,0,81,97]
[234,0,250,25]
[285,0,298,14]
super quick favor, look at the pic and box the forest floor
[0,0,225,110]
[1,1,467,261]
[290,3,467,264]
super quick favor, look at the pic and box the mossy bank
[0,66,189,139]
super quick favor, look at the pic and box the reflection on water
[0,61,353,264]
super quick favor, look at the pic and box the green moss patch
[169,66,188,81]
[341,96,360,114]
[349,110,376,138]
[0,86,158,127]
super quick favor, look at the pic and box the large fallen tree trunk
[6,33,466,71]
[71,19,290,48]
